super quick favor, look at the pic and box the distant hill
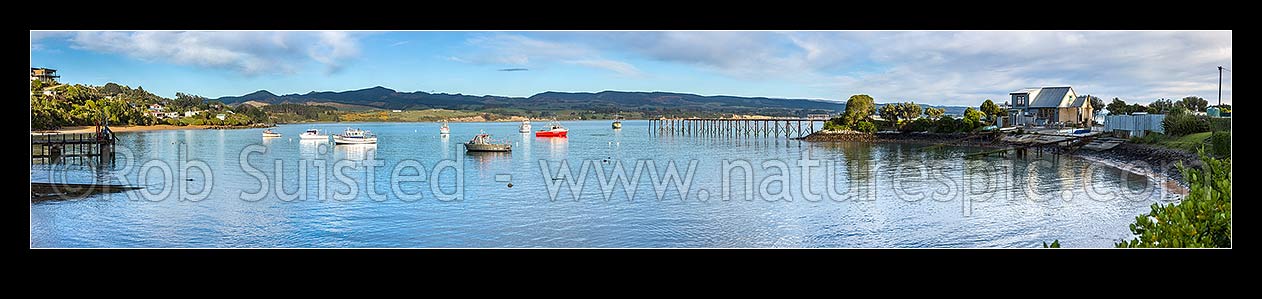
[217,86,846,117]
[217,86,974,118]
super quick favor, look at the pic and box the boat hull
[465,143,512,152]
[535,130,567,137]
[300,134,329,140]
[612,122,622,129]
[333,136,378,144]
[263,133,282,138]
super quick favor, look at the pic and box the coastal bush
[902,118,933,132]
[1211,131,1231,158]
[1129,132,1166,144]
[933,116,959,133]
[1208,118,1231,132]
[823,120,847,131]
[924,107,945,119]
[1162,112,1210,136]
[855,121,877,133]
[1117,149,1231,248]
[963,107,985,131]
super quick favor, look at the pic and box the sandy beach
[32,125,213,134]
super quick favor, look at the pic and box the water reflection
[466,151,512,168]
[299,140,329,159]
[543,137,568,158]
[334,144,377,161]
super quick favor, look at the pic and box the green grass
[1158,132,1213,152]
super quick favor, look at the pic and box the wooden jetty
[31,128,117,165]
[967,132,1103,158]
[648,115,829,139]
[31,182,142,202]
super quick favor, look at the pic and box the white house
[184,110,201,117]
[1008,86,1094,126]
[216,114,226,120]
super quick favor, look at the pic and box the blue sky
[30,31,1232,106]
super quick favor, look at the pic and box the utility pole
[1218,66,1223,107]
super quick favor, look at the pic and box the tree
[900,102,922,122]
[1148,98,1175,114]
[879,104,899,129]
[924,107,945,119]
[840,94,875,128]
[101,82,125,95]
[963,107,985,131]
[980,99,1003,119]
[1117,149,1230,248]
[172,92,207,110]
[31,79,46,92]
[1180,96,1208,112]
[1106,98,1130,115]
[1129,103,1148,114]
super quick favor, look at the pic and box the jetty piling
[31,130,116,165]
[649,116,827,139]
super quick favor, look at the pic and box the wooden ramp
[1081,137,1126,151]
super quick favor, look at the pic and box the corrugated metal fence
[1104,114,1165,135]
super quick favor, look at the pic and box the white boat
[299,129,328,140]
[519,120,532,133]
[440,121,450,135]
[262,129,282,138]
[333,128,378,144]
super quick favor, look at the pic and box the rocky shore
[800,131,1005,148]
[801,130,1200,185]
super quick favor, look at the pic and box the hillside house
[1008,86,1094,126]
[31,68,60,84]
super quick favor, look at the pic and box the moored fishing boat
[519,120,532,133]
[535,120,568,137]
[299,129,328,140]
[439,120,450,135]
[465,132,512,152]
[612,113,622,129]
[333,128,377,144]
[262,129,282,138]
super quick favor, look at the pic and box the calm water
[30,120,1176,248]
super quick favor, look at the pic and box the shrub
[933,116,959,133]
[1129,132,1167,144]
[902,118,933,132]
[1162,113,1210,136]
[855,121,877,133]
[1209,118,1232,132]
[823,121,847,131]
[1211,131,1231,158]
[1117,149,1231,248]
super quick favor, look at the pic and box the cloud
[453,34,641,76]
[30,31,72,51]
[391,40,410,46]
[576,31,1230,105]
[67,31,361,75]
[565,59,641,76]
[497,68,529,72]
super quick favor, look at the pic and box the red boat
[535,121,569,137]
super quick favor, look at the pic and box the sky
[30,31,1232,106]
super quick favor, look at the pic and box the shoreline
[801,131,1197,189]
[32,124,273,134]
